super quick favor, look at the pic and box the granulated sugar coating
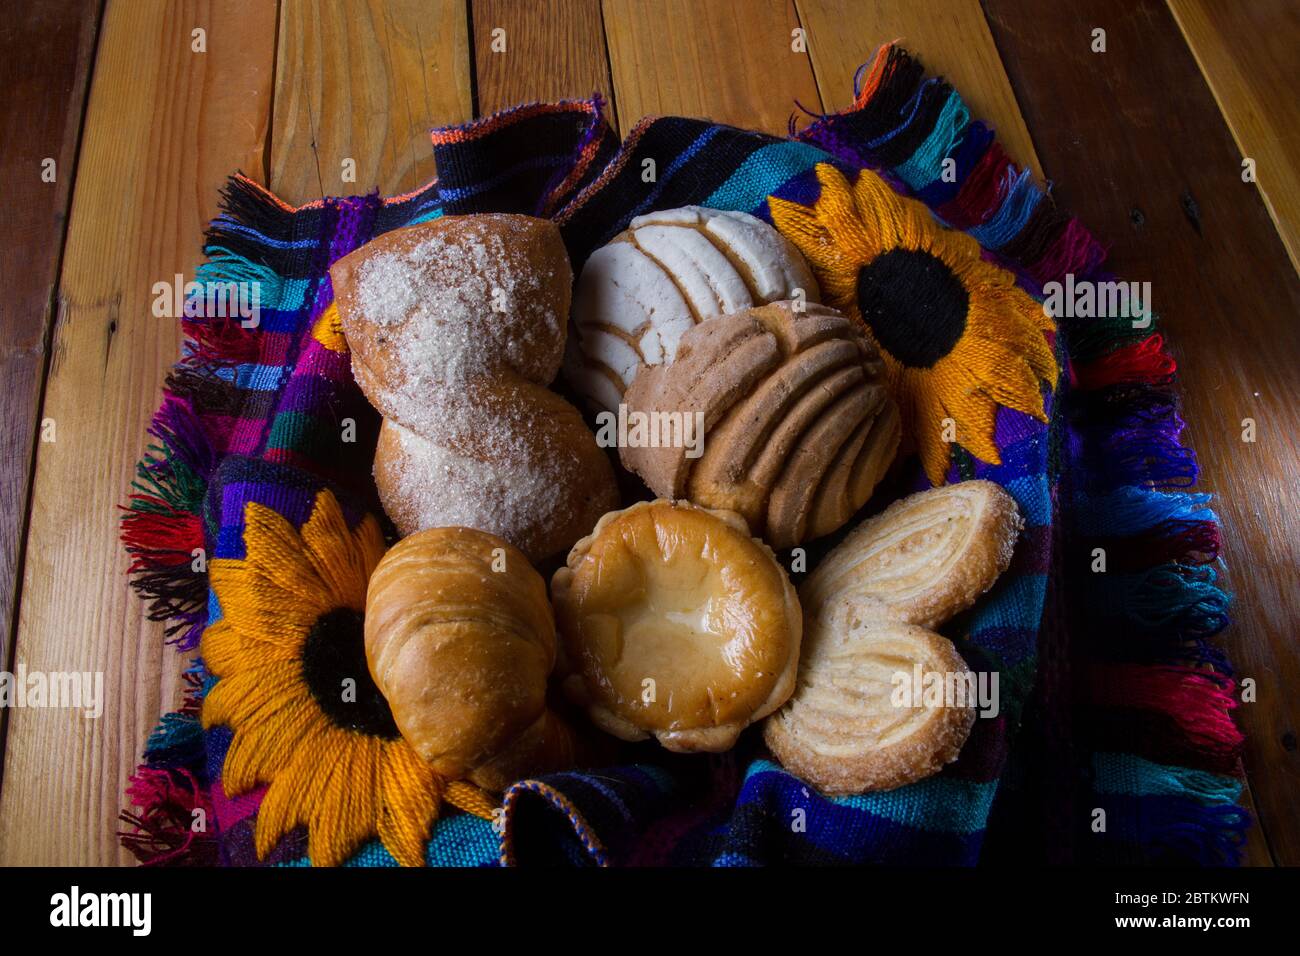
[352,219,562,395]
[331,213,620,562]
[382,417,569,550]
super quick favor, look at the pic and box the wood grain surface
[985,0,1299,867]
[602,0,823,134]
[0,1,102,684]
[270,0,472,204]
[1169,0,1300,274]
[1,0,1294,866]
[0,0,277,865]
[796,0,1042,177]
[472,0,614,121]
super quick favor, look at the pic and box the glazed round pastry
[364,526,579,790]
[620,301,900,549]
[565,206,819,413]
[763,606,976,795]
[330,213,620,563]
[552,500,802,752]
[801,480,1023,629]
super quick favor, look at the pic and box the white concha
[566,205,820,413]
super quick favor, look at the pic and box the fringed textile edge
[797,42,1246,864]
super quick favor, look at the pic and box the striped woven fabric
[119,45,1246,867]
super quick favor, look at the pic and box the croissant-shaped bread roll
[365,526,579,789]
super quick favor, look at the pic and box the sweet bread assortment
[331,213,619,563]
[336,206,1020,800]
[764,481,1021,794]
[566,206,819,413]
[364,526,579,791]
[621,300,900,548]
[552,499,801,752]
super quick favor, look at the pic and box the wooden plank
[269,0,472,205]
[601,0,822,135]
[472,0,613,122]
[0,2,101,680]
[984,0,1300,866]
[1168,0,1300,275]
[795,0,1042,178]
[0,0,277,866]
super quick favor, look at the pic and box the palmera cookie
[763,608,977,794]
[800,480,1023,629]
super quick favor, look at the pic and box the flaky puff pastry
[763,480,1021,794]
[801,479,1023,629]
[365,526,579,791]
[552,500,802,753]
[764,611,977,795]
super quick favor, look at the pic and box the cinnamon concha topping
[620,300,901,548]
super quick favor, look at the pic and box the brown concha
[620,301,901,548]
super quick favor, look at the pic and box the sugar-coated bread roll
[620,301,900,549]
[364,526,579,790]
[565,206,819,413]
[552,500,802,753]
[763,609,976,795]
[371,380,620,563]
[331,213,620,563]
[801,480,1022,629]
[331,213,571,428]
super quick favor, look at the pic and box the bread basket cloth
[119,45,1247,867]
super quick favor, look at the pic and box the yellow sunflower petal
[964,290,1059,387]
[219,694,327,795]
[201,619,296,677]
[445,780,500,821]
[255,729,342,862]
[908,368,956,485]
[207,558,319,649]
[201,662,302,731]
[299,491,384,611]
[311,301,349,353]
[849,167,924,252]
[929,358,1004,465]
[231,500,334,611]
[771,164,881,284]
[307,729,381,867]
[376,741,442,868]
[958,336,1050,421]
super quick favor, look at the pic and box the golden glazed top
[554,500,800,739]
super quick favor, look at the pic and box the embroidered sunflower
[770,163,1057,485]
[201,488,494,866]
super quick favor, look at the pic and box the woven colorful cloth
[119,46,1247,867]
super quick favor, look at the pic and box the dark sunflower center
[855,248,969,368]
[301,607,400,739]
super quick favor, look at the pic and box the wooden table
[1,0,1296,866]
